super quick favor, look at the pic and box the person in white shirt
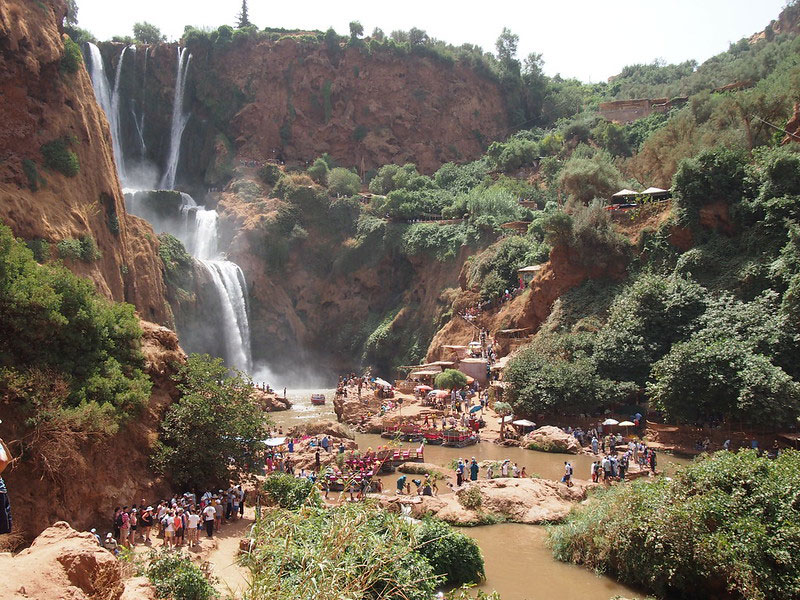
[186,509,201,547]
[203,503,216,538]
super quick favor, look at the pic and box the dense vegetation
[143,550,217,600]
[241,502,484,599]
[152,354,268,489]
[0,224,150,434]
[549,450,800,600]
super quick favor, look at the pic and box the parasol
[602,418,619,426]
[469,405,482,413]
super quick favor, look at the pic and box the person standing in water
[0,432,13,534]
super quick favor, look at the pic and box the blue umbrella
[469,405,482,413]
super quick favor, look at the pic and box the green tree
[557,152,623,204]
[133,21,166,44]
[306,157,330,185]
[495,27,520,73]
[371,27,385,40]
[327,167,361,196]
[152,355,268,489]
[416,518,484,586]
[236,0,251,28]
[493,401,512,440]
[65,0,78,27]
[349,20,364,39]
[408,27,429,45]
[435,369,468,391]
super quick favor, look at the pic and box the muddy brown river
[270,389,682,599]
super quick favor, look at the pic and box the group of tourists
[100,487,247,555]
[395,473,437,496]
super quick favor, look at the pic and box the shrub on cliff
[557,152,623,204]
[0,224,150,432]
[41,137,79,177]
[153,354,268,489]
[548,450,800,600]
[306,157,329,184]
[60,37,83,75]
[327,167,361,196]
[258,164,282,186]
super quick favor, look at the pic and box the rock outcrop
[251,388,292,412]
[524,426,581,454]
[288,420,355,440]
[0,522,157,600]
[0,0,170,324]
[383,477,591,525]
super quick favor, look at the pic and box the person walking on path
[203,502,216,538]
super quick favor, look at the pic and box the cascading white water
[160,48,192,190]
[87,43,128,182]
[201,260,252,373]
[192,210,219,261]
[132,46,147,158]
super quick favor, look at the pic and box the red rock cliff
[0,0,170,324]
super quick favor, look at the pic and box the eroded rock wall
[0,0,170,324]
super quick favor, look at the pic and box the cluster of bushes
[56,235,101,262]
[157,233,194,290]
[549,450,800,600]
[143,550,217,600]
[40,137,79,177]
[505,146,800,427]
[241,503,484,599]
[0,224,150,434]
[60,36,83,74]
[261,472,320,510]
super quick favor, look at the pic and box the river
[269,389,683,600]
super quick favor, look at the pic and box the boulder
[525,426,580,454]
[251,388,292,412]
[0,521,157,600]
[288,420,354,440]
[381,477,590,525]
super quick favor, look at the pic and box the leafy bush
[549,450,800,600]
[60,36,83,74]
[306,157,329,184]
[648,337,800,426]
[24,239,50,263]
[673,146,750,219]
[557,152,623,204]
[262,472,320,510]
[0,224,150,431]
[593,273,709,387]
[242,503,482,599]
[258,164,282,186]
[57,236,100,262]
[456,485,483,510]
[401,223,479,261]
[416,518,484,586]
[152,355,268,489]
[145,550,217,600]
[40,138,79,177]
[22,158,43,191]
[158,233,193,289]
[327,167,361,196]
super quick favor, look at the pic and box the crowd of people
[98,487,247,555]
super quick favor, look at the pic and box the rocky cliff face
[98,35,510,191]
[0,0,170,325]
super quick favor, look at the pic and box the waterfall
[131,46,147,158]
[86,43,128,182]
[160,47,192,190]
[201,260,252,373]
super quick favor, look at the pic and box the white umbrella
[501,415,515,423]
[602,418,619,426]
[512,419,536,427]
[618,420,635,427]
[264,437,287,447]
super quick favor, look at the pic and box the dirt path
[132,507,254,598]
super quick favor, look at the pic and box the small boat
[310,393,326,406]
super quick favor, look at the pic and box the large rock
[0,522,157,600]
[251,388,292,412]
[288,420,354,440]
[382,477,590,525]
[525,426,581,454]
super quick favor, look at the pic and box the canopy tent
[612,188,639,198]
[415,385,432,392]
[641,186,668,195]
[374,377,393,388]
[512,419,536,427]
[264,437,287,447]
[602,418,620,426]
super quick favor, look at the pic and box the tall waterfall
[132,46,147,158]
[160,48,192,190]
[87,43,128,182]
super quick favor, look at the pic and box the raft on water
[310,393,326,405]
